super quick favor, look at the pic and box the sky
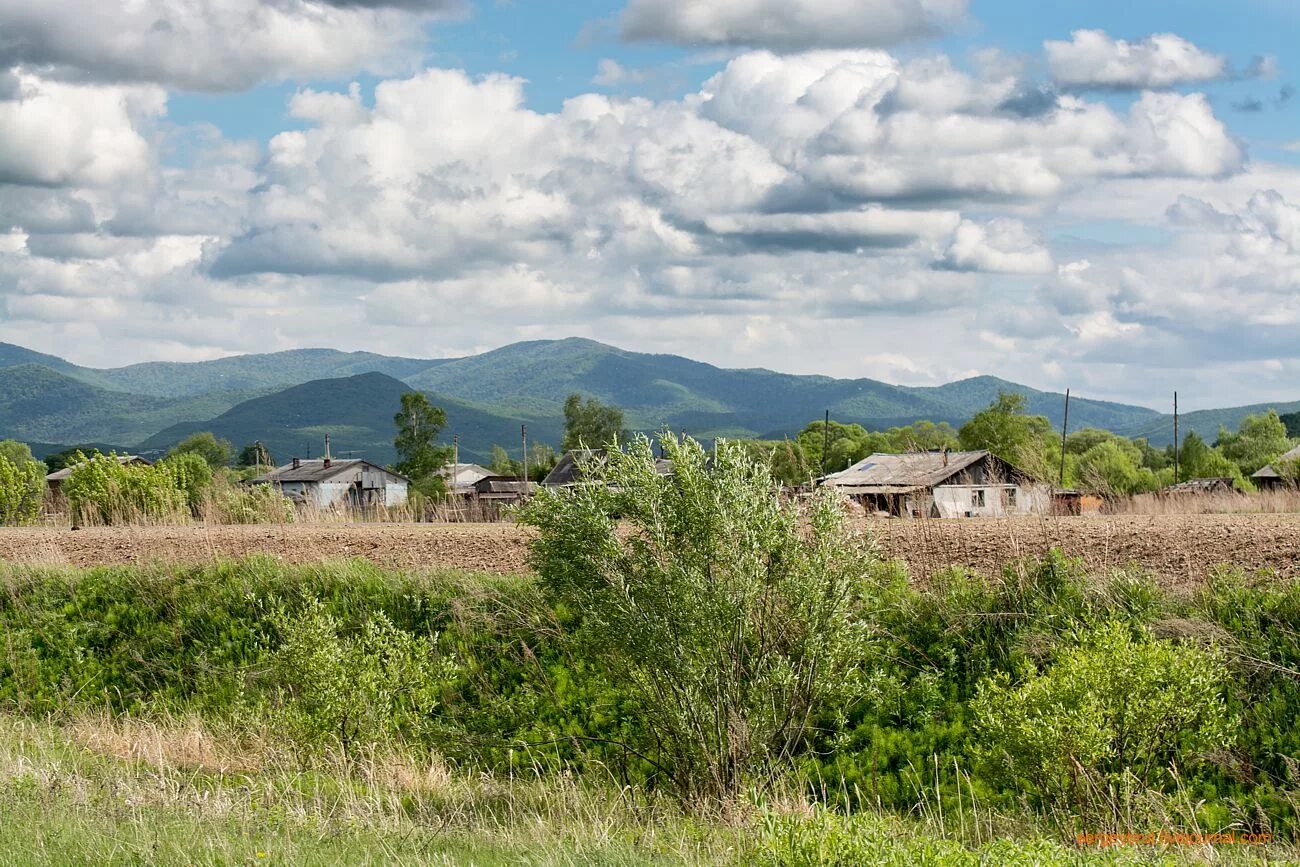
[1,0,1298,412]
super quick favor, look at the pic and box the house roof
[473,476,536,496]
[442,463,494,491]
[1253,445,1300,479]
[46,454,152,482]
[1165,477,1236,494]
[253,459,409,485]
[824,450,997,490]
[541,449,674,487]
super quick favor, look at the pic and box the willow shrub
[517,434,876,807]
[972,621,1235,818]
[62,452,192,525]
[0,454,44,526]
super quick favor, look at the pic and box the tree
[1218,411,1294,476]
[959,392,1053,470]
[393,392,452,492]
[237,441,274,469]
[517,435,873,806]
[1177,432,1242,484]
[562,394,626,452]
[0,452,44,525]
[168,432,233,470]
[1283,411,1300,439]
[488,445,520,477]
[1075,440,1161,496]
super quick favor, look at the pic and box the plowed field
[0,515,1296,584]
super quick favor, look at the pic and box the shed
[472,476,537,501]
[1164,477,1237,496]
[821,450,1051,518]
[252,458,408,509]
[542,449,674,488]
[1253,445,1300,491]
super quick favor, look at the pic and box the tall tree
[393,392,452,486]
[168,432,233,470]
[562,394,626,452]
[958,392,1052,470]
[1217,410,1294,476]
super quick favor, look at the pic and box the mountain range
[1,338,1297,465]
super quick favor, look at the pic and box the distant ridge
[1,338,1295,457]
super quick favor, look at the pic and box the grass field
[1,554,1298,864]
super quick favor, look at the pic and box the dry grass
[1117,489,1300,516]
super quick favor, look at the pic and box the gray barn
[252,458,409,509]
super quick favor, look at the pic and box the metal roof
[541,449,674,487]
[1165,477,1236,494]
[473,476,536,496]
[824,451,993,489]
[1253,445,1300,479]
[253,459,409,484]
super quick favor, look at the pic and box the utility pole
[1059,389,1071,488]
[521,424,528,482]
[452,435,459,489]
[1173,392,1180,482]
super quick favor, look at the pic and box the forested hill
[0,337,1295,458]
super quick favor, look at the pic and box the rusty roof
[824,450,994,489]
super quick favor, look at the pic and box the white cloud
[620,0,967,51]
[0,0,463,91]
[938,218,1053,273]
[0,74,164,187]
[1046,30,1227,89]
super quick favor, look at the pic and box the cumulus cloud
[0,0,462,91]
[0,74,164,187]
[1046,29,1227,89]
[937,218,1053,273]
[620,0,967,51]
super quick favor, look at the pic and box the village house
[45,455,153,495]
[542,449,674,487]
[441,463,494,496]
[820,450,1052,518]
[1253,445,1300,491]
[252,457,409,509]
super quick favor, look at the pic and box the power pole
[452,435,459,489]
[1059,389,1071,488]
[822,409,830,477]
[521,424,528,482]
[1173,392,1180,482]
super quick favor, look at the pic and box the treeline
[739,392,1300,494]
[0,432,293,527]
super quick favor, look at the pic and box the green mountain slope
[0,364,263,446]
[139,373,557,465]
[404,339,1164,439]
[6,338,1298,455]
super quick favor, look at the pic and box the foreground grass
[0,714,1289,866]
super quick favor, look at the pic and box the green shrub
[972,622,1235,815]
[517,434,875,806]
[207,481,295,524]
[0,453,44,526]
[62,452,189,525]
[157,451,214,512]
[270,598,456,752]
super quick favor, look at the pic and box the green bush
[0,453,44,526]
[157,451,214,512]
[972,622,1234,814]
[518,434,875,806]
[270,598,456,752]
[207,480,295,524]
[62,452,190,525]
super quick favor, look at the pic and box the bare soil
[0,514,1296,585]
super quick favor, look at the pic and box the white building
[252,458,409,509]
[821,450,1052,518]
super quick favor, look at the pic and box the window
[972,489,986,508]
[1005,488,1017,507]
